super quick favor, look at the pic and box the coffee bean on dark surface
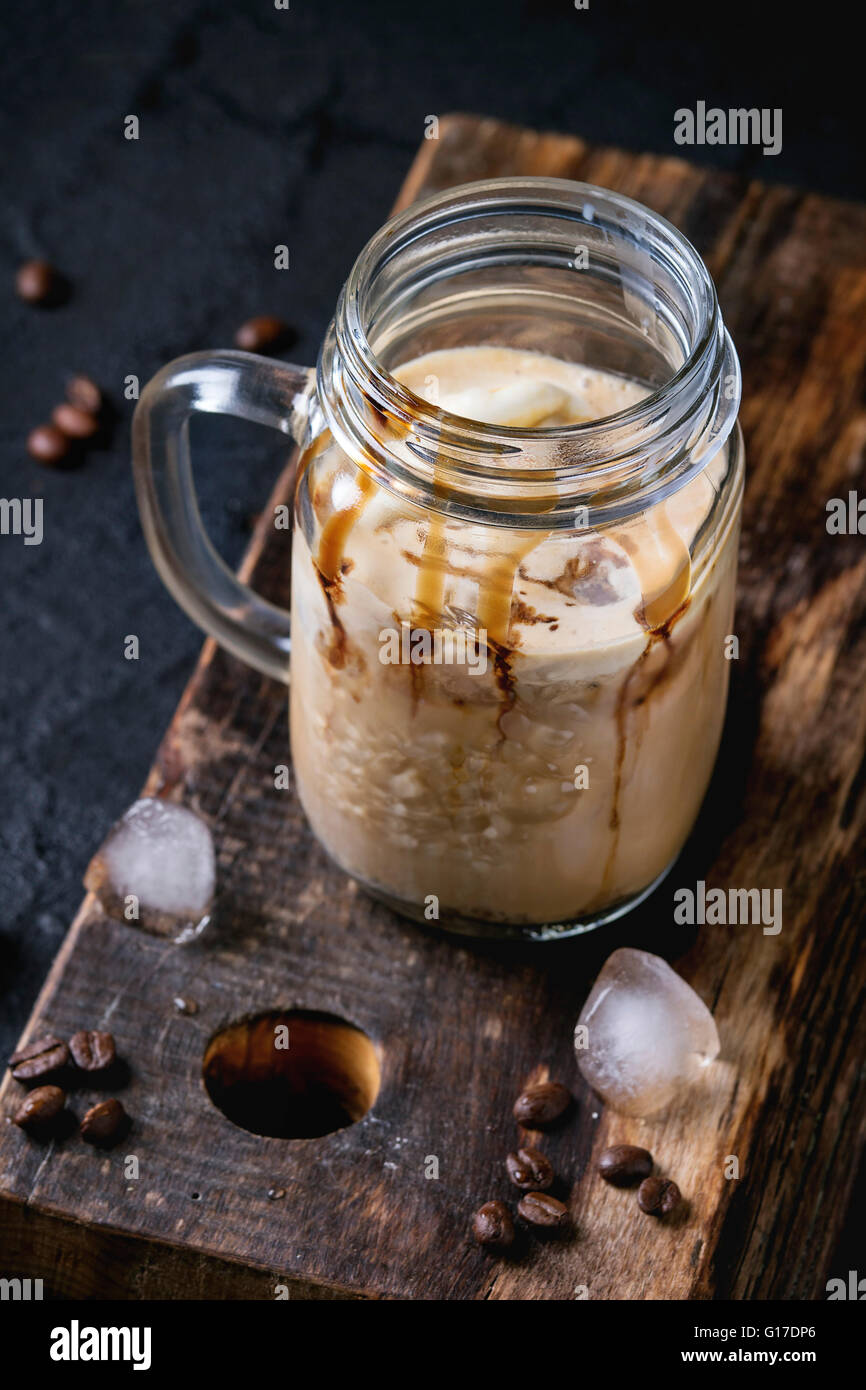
[15,259,61,304]
[69,1030,116,1072]
[9,1035,70,1082]
[638,1175,682,1217]
[234,315,289,353]
[51,403,99,439]
[513,1081,573,1127]
[471,1200,515,1249]
[66,375,103,415]
[13,1085,66,1131]
[598,1144,654,1187]
[517,1191,569,1229]
[506,1147,555,1191]
[27,424,71,466]
[80,1097,126,1145]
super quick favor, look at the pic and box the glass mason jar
[133,177,743,941]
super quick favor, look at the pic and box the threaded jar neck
[318,177,741,529]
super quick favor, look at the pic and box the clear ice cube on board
[575,948,720,1116]
[84,797,215,942]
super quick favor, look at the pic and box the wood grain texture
[1,114,864,1301]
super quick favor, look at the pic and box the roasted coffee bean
[506,1146,554,1191]
[69,1030,116,1072]
[27,424,71,466]
[638,1175,682,1217]
[66,375,103,415]
[517,1191,569,1229]
[80,1097,127,1146]
[471,1200,515,1249]
[13,1085,66,1131]
[15,259,61,304]
[9,1034,70,1082]
[513,1081,573,1127]
[51,402,99,439]
[234,315,288,352]
[598,1144,654,1187]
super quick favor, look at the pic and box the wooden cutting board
[1,114,864,1301]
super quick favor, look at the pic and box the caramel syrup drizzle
[413,484,448,627]
[412,425,543,723]
[316,466,376,588]
[313,431,542,728]
[600,510,693,894]
[310,433,376,671]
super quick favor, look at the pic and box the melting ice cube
[85,797,215,942]
[575,948,720,1116]
[440,380,569,427]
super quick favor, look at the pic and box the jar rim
[319,177,741,528]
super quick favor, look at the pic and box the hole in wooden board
[202,1010,380,1139]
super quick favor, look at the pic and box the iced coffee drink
[290,345,742,933]
[133,178,744,936]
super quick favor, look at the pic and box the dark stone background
[0,0,861,1097]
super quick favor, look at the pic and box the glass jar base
[355,860,677,943]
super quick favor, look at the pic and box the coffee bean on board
[513,1081,573,1127]
[9,1035,70,1082]
[517,1191,569,1228]
[506,1147,555,1191]
[597,1144,654,1187]
[80,1097,127,1146]
[638,1176,682,1217]
[13,1085,66,1131]
[69,1030,116,1072]
[471,1200,515,1249]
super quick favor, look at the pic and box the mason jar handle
[132,350,315,684]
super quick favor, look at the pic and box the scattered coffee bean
[506,1147,554,1191]
[517,1191,569,1229]
[9,1034,70,1082]
[471,1200,515,1249]
[513,1081,573,1127]
[234,315,289,353]
[27,424,71,466]
[598,1144,654,1187]
[69,1030,116,1072]
[13,1085,66,1131]
[51,402,99,439]
[65,375,103,415]
[80,1097,127,1146]
[638,1175,682,1217]
[15,259,62,305]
